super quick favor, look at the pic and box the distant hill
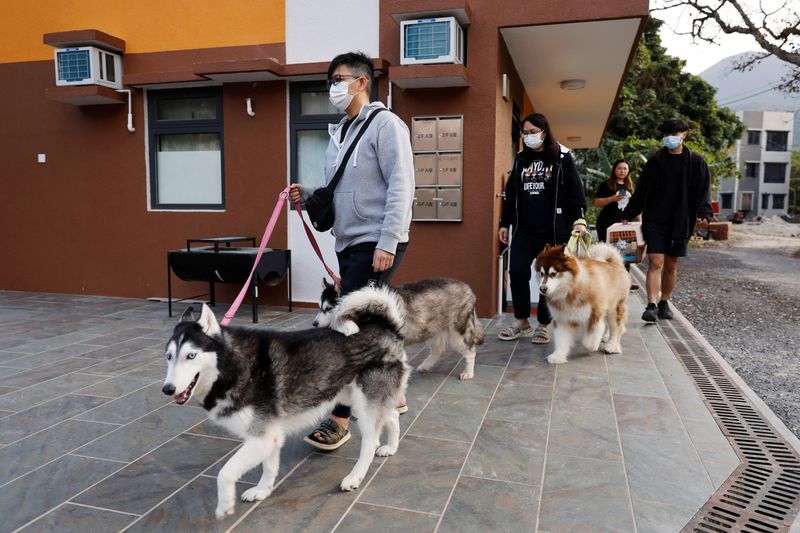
[699,53,800,148]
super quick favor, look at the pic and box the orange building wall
[0,0,285,63]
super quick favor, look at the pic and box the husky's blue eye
[187,353,197,360]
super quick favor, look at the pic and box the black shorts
[642,224,687,257]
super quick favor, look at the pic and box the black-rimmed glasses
[326,74,361,89]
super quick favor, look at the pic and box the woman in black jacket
[593,159,640,291]
[498,113,587,344]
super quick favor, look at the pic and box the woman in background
[593,159,639,290]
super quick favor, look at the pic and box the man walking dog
[289,51,414,450]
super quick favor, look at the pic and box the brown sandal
[303,418,352,451]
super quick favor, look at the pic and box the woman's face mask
[523,132,544,150]
[329,79,357,112]
[663,135,683,150]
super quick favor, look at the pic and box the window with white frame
[148,87,224,209]
[720,193,733,209]
[289,81,342,191]
[745,162,759,179]
[773,194,785,210]
[746,130,761,145]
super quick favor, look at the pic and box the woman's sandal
[303,418,352,451]
[531,324,551,344]
[498,322,532,341]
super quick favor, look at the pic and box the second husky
[162,287,410,519]
[314,277,484,380]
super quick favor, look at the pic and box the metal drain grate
[657,321,800,532]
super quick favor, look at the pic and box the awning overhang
[501,17,646,149]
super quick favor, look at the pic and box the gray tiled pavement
[0,289,744,532]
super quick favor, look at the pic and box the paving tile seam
[429,340,525,533]
[9,502,137,533]
[67,432,227,530]
[68,453,130,464]
[0,353,150,400]
[402,431,473,444]
[327,343,480,533]
[0,397,186,488]
[628,274,721,492]
[64,500,142,517]
[119,445,271,533]
[184,431,242,443]
[0,376,166,448]
[198,472,257,486]
[533,358,577,533]
[605,354,644,533]
[352,501,443,518]
[0,401,198,499]
[0,417,124,482]
[222,445,322,533]
[460,473,542,489]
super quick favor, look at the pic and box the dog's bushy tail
[588,242,625,268]
[330,285,406,337]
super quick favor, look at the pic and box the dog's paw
[376,444,397,457]
[340,474,363,491]
[546,353,568,365]
[416,361,432,373]
[602,343,622,354]
[215,502,236,520]
[241,486,272,502]
[458,370,474,381]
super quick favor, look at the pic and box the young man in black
[622,118,712,322]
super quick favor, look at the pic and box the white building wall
[284,0,380,303]
[720,111,793,216]
[286,0,380,64]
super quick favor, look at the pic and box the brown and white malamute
[535,242,630,364]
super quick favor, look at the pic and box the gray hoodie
[303,101,414,254]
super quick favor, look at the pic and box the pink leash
[221,186,341,326]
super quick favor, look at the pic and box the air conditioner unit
[401,17,464,66]
[54,46,122,89]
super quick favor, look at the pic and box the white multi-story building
[718,111,793,217]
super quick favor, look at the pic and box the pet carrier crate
[606,222,646,264]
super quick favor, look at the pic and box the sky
[653,2,762,74]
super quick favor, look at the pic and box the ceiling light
[560,79,586,90]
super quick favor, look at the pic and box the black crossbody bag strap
[325,107,386,193]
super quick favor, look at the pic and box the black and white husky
[162,287,410,519]
[314,278,484,380]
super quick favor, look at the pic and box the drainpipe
[246,97,256,117]
[387,80,393,111]
[116,89,135,133]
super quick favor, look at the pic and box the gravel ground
[648,222,800,438]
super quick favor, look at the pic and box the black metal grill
[656,319,800,532]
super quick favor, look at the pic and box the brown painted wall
[380,0,649,316]
[1,0,648,317]
[0,60,289,304]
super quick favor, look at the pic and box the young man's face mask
[663,134,683,150]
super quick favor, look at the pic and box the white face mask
[329,80,356,112]
[523,132,544,150]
